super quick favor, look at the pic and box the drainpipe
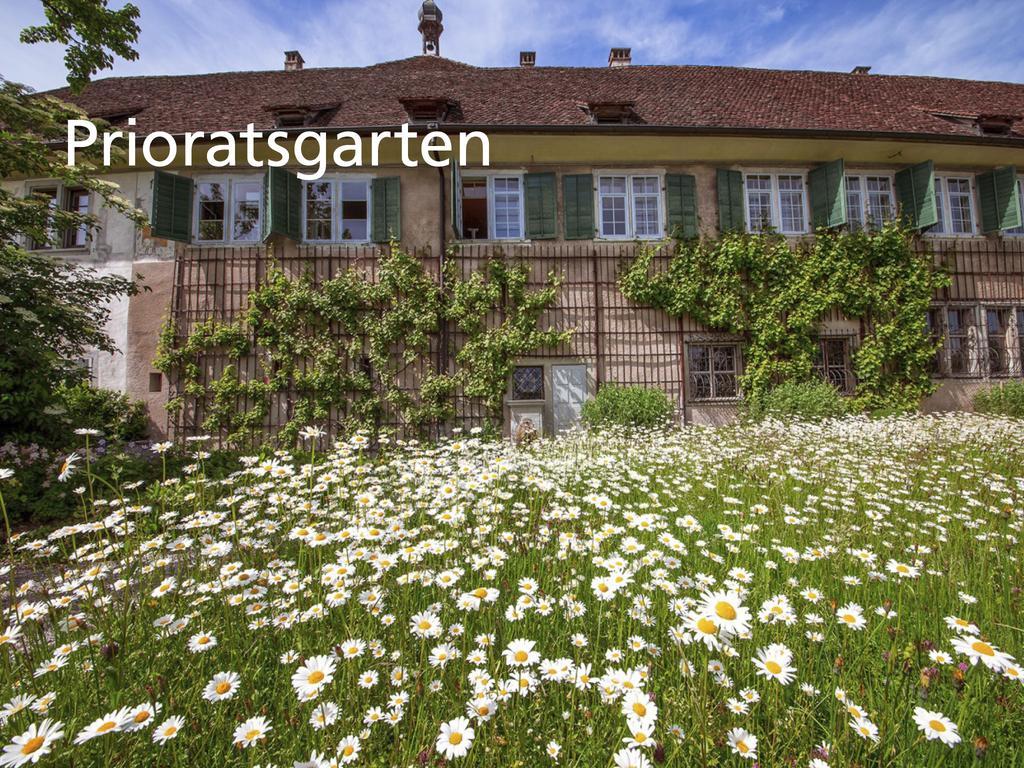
[436,157,448,378]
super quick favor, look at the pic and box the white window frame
[301,175,374,244]
[844,172,896,232]
[458,170,526,242]
[742,170,810,235]
[1006,176,1024,236]
[594,170,665,241]
[929,174,978,237]
[193,175,264,245]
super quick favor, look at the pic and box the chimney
[284,50,305,71]
[851,65,871,74]
[520,51,536,67]
[608,47,631,68]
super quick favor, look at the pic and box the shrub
[55,382,150,442]
[744,380,851,422]
[974,381,1024,418]
[582,384,675,429]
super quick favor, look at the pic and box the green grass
[0,414,1022,767]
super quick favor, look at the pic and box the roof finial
[418,1,443,56]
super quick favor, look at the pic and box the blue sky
[2,0,1022,91]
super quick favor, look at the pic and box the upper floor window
[28,185,90,250]
[744,172,807,234]
[931,176,976,235]
[303,178,371,242]
[845,175,895,232]
[460,175,523,240]
[1007,178,1024,236]
[195,177,261,244]
[597,174,662,239]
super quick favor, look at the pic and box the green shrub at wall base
[55,382,149,441]
[743,380,850,422]
[974,381,1024,418]
[581,384,675,428]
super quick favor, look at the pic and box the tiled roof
[47,55,1024,142]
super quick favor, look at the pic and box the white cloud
[1,0,1020,92]
[744,0,1024,82]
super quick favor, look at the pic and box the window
[461,179,488,239]
[813,338,853,393]
[511,366,544,401]
[64,188,90,248]
[459,176,523,241]
[300,178,372,243]
[631,176,661,238]
[744,172,807,234]
[231,180,261,242]
[846,175,894,232]
[492,177,522,240]
[932,176,975,235]
[1007,178,1024,236]
[925,308,943,374]
[598,176,628,237]
[597,174,662,239]
[986,307,1013,376]
[75,355,97,386]
[340,181,370,241]
[778,175,806,233]
[196,181,227,242]
[1018,309,1024,371]
[745,175,773,232]
[28,185,90,249]
[194,177,270,244]
[688,344,740,400]
[945,307,978,375]
[305,181,333,241]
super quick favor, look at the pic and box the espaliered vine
[447,260,571,420]
[155,245,569,445]
[619,223,949,412]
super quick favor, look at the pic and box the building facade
[8,3,1024,439]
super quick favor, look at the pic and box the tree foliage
[19,0,141,93]
[1,3,144,443]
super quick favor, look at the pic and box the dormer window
[271,107,310,129]
[399,97,459,123]
[976,114,1018,136]
[584,101,641,125]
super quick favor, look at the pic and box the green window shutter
[665,174,698,238]
[808,159,846,228]
[371,176,402,243]
[262,167,302,241]
[150,170,193,243]
[524,172,557,239]
[977,166,1021,233]
[451,165,463,238]
[716,169,745,232]
[894,160,938,230]
[563,174,594,240]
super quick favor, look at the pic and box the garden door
[551,364,587,434]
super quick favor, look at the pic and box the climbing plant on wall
[155,245,569,445]
[446,259,571,421]
[619,223,949,413]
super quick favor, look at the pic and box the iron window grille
[511,366,544,401]
[687,344,740,401]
